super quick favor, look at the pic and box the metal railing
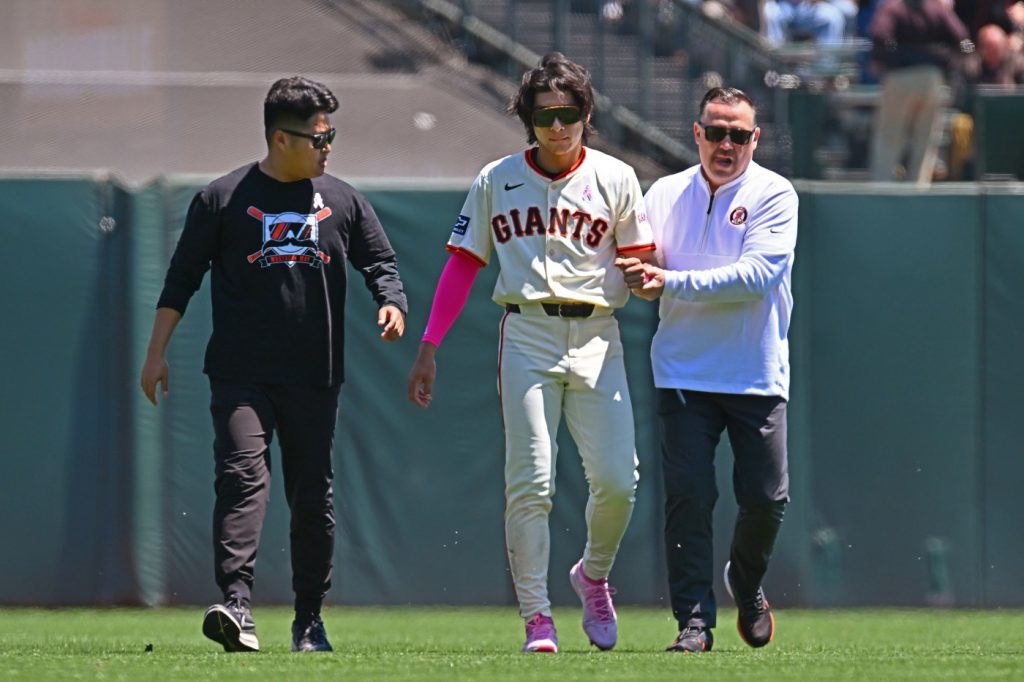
[397,0,871,174]
[403,0,699,167]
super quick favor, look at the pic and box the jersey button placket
[545,190,558,280]
[545,239,556,287]
[547,183,556,253]
[546,197,555,257]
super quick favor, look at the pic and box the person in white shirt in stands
[764,0,847,44]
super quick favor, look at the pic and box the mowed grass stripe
[0,607,1021,681]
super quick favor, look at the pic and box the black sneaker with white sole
[723,560,775,648]
[202,599,260,652]
[666,626,714,653]
[291,614,333,652]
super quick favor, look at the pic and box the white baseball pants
[498,303,639,618]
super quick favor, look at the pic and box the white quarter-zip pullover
[643,161,798,398]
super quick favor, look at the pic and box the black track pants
[658,388,789,629]
[209,379,340,614]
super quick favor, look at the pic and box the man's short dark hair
[698,87,757,123]
[264,76,339,141]
[508,52,597,145]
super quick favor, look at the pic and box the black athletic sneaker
[666,626,714,653]
[202,598,259,652]
[291,614,333,652]
[723,560,775,648]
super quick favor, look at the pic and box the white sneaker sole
[202,604,260,652]
[523,640,558,653]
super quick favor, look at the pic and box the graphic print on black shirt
[246,205,333,268]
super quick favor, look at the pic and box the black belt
[506,302,596,318]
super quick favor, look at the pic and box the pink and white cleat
[569,560,618,650]
[523,613,558,653]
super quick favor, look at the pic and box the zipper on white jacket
[699,192,715,252]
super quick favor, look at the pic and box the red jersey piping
[445,245,488,267]
[616,242,657,254]
[524,147,587,181]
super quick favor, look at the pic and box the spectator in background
[970,23,1024,84]
[1010,1,1024,36]
[856,0,880,37]
[997,0,1024,51]
[868,0,971,184]
[763,0,847,45]
[833,0,860,36]
[956,0,1024,42]
[950,22,1024,178]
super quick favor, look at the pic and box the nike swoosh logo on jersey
[504,182,524,191]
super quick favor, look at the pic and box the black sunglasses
[698,122,754,145]
[532,106,582,128]
[280,127,337,150]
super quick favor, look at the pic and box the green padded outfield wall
[798,185,983,606]
[0,175,138,604]
[1,176,1021,607]
[981,188,1024,605]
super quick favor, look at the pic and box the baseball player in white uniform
[407,52,655,653]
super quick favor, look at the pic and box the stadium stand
[2,0,1019,182]
[404,0,1023,182]
[0,0,676,182]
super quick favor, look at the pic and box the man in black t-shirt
[140,76,407,653]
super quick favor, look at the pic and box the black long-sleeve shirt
[157,162,407,387]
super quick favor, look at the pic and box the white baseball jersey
[446,147,654,307]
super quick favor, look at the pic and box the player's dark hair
[698,87,757,123]
[508,52,596,145]
[264,76,339,141]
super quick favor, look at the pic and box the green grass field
[1,607,1021,680]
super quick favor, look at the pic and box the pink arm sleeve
[421,250,483,347]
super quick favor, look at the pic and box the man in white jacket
[616,87,798,654]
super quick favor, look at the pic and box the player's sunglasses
[532,106,582,128]
[698,122,755,145]
[280,127,337,150]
